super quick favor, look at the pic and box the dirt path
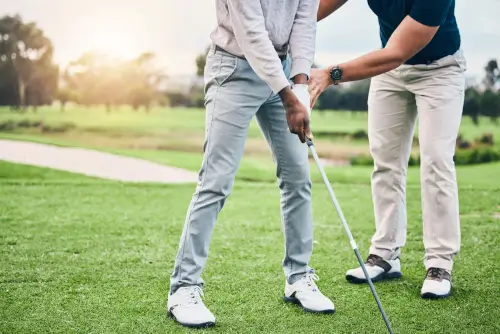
[0,139,199,183]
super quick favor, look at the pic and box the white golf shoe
[167,286,216,328]
[420,268,452,299]
[345,254,402,284]
[284,273,335,314]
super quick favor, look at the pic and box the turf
[2,106,500,333]
[1,106,498,143]
[1,161,500,333]
[1,107,499,163]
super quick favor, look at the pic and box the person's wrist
[325,67,335,86]
[279,86,296,106]
[292,73,308,85]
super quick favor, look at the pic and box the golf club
[306,138,394,334]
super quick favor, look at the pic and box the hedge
[351,146,500,166]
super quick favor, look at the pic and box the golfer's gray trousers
[170,45,313,293]
[368,49,467,271]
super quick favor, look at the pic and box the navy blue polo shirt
[367,0,461,65]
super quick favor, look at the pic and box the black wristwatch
[329,66,343,85]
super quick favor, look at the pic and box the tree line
[185,46,500,125]
[314,59,500,125]
[58,51,164,112]
[0,15,164,112]
[1,14,499,124]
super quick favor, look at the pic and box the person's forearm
[334,16,440,83]
[289,0,318,82]
[318,0,348,21]
[335,48,404,83]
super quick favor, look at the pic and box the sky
[1,0,499,79]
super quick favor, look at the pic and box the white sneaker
[420,268,452,299]
[346,254,402,284]
[284,273,335,314]
[167,286,216,328]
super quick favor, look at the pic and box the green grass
[1,106,365,138]
[4,131,500,189]
[1,161,500,333]
[1,105,498,142]
[1,105,500,332]
[1,107,499,163]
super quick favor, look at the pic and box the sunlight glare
[83,21,140,60]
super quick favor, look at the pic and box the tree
[62,51,165,111]
[56,87,79,112]
[62,51,114,108]
[0,15,58,109]
[316,79,370,112]
[463,88,481,126]
[195,45,211,77]
[480,89,500,125]
[483,59,500,91]
[123,52,165,111]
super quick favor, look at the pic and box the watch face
[331,68,342,81]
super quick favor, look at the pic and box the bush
[457,140,472,149]
[41,122,76,133]
[456,134,472,149]
[0,120,16,131]
[350,147,500,166]
[351,130,368,140]
[408,155,420,166]
[351,154,420,166]
[349,155,373,166]
[0,119,45,132]
[313,131,351,138]
[476,133,494,146]
[454,147,500,165]
[17,119,33,128]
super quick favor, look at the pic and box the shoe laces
[179,286,204,305]
[426,268,449,281]
[366,254,381,266]
[298,273,320,292]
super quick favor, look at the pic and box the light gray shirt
[210,0,319,94]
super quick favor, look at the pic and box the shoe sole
[283,296,335,314]
[167,310,216,328]
[421,290,452,299]
[346,271,402,284]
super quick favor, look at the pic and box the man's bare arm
[317,0,348,21]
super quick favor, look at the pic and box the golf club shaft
[306,139,394,334]
[353,248,394,334]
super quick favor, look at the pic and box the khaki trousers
[367,49,467,271]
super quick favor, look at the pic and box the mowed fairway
[1,106,500,333]
[2,163,500,333]
[2,106,500,163]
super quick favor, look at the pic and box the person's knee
[278,162,311,192]
[420,141,455,175]
[370,142,406,176]
[370,138,396,170]
[199,173,235,199]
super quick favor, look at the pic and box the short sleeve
[409,0,453,27]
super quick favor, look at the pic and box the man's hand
[308,68,333,108]
[279,86,312,143]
